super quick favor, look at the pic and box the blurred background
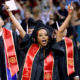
[0,0,80,48]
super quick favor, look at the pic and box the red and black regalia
[51,21,79,80]
[18,22,64,80]
[57,37,79,80]
[0,28,20,80]
[0,10,22,80]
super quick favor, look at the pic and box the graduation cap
[28,25,36,29]
[28,18,36,28]
[51,21,62,30]
[0,9,8,20]
[0,1,9,20]
[67,26,75,37]
[31,20,54,39]
[28,20,36,29]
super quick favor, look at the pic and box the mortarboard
[51,21,62,30]
[67,26,75,37]
[0,3,8,20]
[0,10,8,20]
[31,20,54,39]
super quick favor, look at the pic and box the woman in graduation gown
[0,11,21,80]
[58,38,79,80]
[52,12,79,80]
[5,3,73,80]
[54,28,79,80]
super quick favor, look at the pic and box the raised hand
[4,4,10,12]
[68,2,74,14]
[3,4,26,38]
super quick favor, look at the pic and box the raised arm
[4,5,26,38]
[56,2,73,42]
[71,19,80,26]
[58,3,73,33]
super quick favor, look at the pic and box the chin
[42,44,47,47]
[43,45,46,47]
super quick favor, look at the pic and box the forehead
[38,29,47,34]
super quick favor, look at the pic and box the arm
[15,1,24,19]
[56,3,73,42]
[49,0,53,11]
[71,20,80,26]
[58,14,72,33]
[8,11,26,38]
[4,4,26,38]
[15,1,23,11]
[56,10,65,19]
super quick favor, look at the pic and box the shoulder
[51,40,65,53]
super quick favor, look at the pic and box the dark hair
[34,27,52,45]
[31,20,53,45]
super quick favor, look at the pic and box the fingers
[70,2,73,10]
[68,4,70,9]
[4,5,9,9]
[68,2,73,9]
[71,1,73,6]
[3,4,10,12]
[68,2,74,14]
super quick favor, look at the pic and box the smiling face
[37,29,49,47]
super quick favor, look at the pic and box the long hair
[31,21,53,45]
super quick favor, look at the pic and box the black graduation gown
[13,31,25,69]
[18,34,64,80]
[0,30,22,80]
[57,39,79,80]
[21,18,35,32]
[0,36,7,80]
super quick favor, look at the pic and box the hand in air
[68,2,74,14]
[4,4,10,12]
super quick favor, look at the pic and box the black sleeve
[51,40,65,56]
[21,19,27,32]
[12,31,25,68]
[73,40,80,76]
[19,34,34,53]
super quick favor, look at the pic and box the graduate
[5,2,74,80]
[0,9,21,80]
[52,12,79,80]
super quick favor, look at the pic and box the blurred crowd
[0,0,80,48]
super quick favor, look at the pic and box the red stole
[64,37,75,76]
[22,44,54,80]
[2,28,19,76]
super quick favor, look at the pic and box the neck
[0,26,2,32]
[38,43,46,48]
[38,44,42,48]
